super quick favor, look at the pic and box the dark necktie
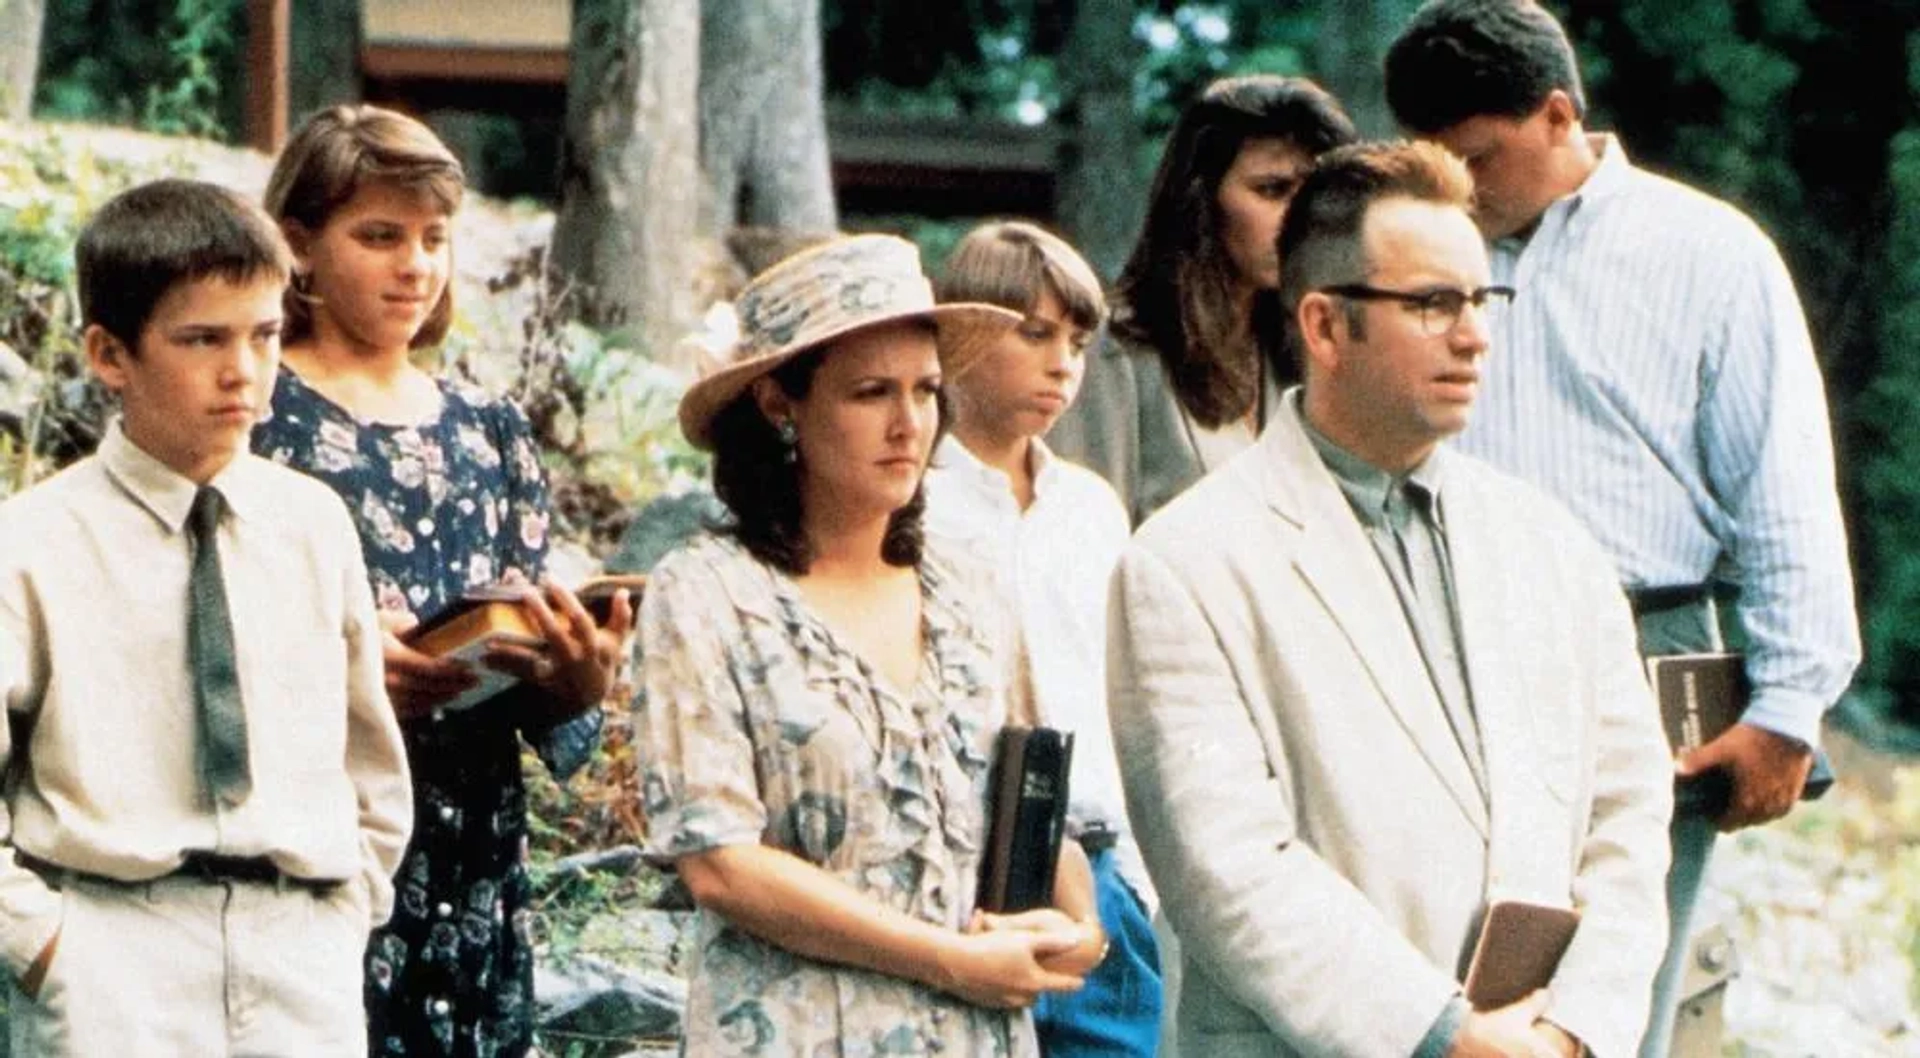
[188,486,251,806]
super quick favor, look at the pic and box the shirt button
[417,519,434,535]
[436,902,453,918]
[430,998,450,1016]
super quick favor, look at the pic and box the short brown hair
[936,220,1106,334]
[76,179,292,351]
[264,105,465,348]
[1277,140,1475,328]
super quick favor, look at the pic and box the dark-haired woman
[636,234,1106,1056]
[1051,75,1358,524]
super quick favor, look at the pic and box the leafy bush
[0,130,149,494]
[35,0,244,140]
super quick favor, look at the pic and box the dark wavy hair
[1384,0,1587,134]
[708,333,949,576]
[1115,75,1357,428]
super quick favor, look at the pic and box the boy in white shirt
[925,221,1161,1056]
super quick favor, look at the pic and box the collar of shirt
[1299,415,1449,532]
[1495,132,1634,256]
[927,434,1063,517]
[98,419,275,534]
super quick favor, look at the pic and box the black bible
[976,727,1074,914]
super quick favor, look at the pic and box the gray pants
[1635,598,1723,1058]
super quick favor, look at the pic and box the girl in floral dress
[637,234,1108,1056]
[253,105,630,1058]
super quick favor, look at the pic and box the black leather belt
[1626,583,1712,617]
[23,852,336,894]
[177,852,309,888]
[1073,823,1118,855]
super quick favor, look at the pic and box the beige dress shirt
[0,423,413,978]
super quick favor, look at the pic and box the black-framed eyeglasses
[1317,283,1516,337]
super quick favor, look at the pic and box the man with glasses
[1385,4,1860,1055]
[1110,139,1673,1058]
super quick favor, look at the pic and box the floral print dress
[636,534,1037,1057]
[254,367,599,1058]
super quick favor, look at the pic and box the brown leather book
[403,588,545,712]
[976,726,1074,914]
[1463,899,1581,1010]
[401,578,645,712]
[1643,651,1747,753]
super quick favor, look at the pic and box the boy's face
[951,283,1090,444]
[87,272,285,484]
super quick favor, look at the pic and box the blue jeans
[1033,849,1163,1057]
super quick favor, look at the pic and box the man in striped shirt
[1385,2,1861,1056]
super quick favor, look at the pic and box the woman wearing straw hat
[636,234,1107,1055]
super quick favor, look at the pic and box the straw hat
[677,234,1020,449]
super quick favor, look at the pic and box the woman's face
[1215,136,1316,295]
[293,180,452,356]
[780,320,943,525]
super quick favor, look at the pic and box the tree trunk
[0,0,47,120]
[699,0,837,237]
[1056,0,1145,280]
[551,0,701,365]
[288,0,360,122]
[1315,0,1409,138]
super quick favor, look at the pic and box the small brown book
[1463,899,1581,1010]
[1643,651,1747,753]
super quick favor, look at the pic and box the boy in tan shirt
[0,179,412,1056]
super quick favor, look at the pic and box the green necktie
[188,486,251,807]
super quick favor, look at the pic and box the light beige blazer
[1109,397,1673,1057]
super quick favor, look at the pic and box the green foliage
[33,0,243,140]
[444,251,710,550]
[0,130,145,495]
[1857,120,1920,711]
[1565,0,1920,728]
[827,1,1313,136]
[140,0,237,138]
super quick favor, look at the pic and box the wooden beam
[245,0,290,153]
[361,43,571,86]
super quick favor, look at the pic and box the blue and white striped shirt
[1455,135,1860,747]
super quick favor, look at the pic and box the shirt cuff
[1412,995,1468,1058]
[1741,685,1829,749]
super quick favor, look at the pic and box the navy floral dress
[254,367,599,1058]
